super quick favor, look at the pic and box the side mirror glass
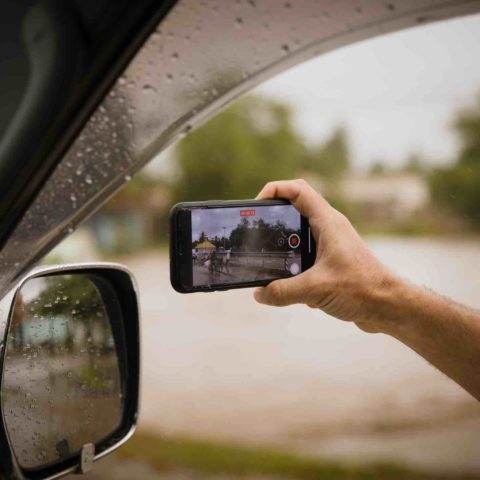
[0,264,139,479]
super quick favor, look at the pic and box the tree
[403,153,426,174]
[304,126,350,177]
[429,96,480,228]
[369,161,387,176]
[171,96,307,202]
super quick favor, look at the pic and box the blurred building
[309,172,430,222]
[89,183,169,254]
[339,173,430,221]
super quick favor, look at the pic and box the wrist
[364,272,414,336]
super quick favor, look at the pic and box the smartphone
[170,199,316,293]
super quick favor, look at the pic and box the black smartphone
[170,199,316,293]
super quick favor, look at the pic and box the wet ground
[192,253,300,286]
[116,237,480,475]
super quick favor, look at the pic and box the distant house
[195,240,216,254]
[339,173,429,221]
[89,182,170,253]
[309,172,430,222]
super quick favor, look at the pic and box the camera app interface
[191,205,302,287]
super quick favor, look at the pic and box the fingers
[254,270,314,307]
[256,179,330,221]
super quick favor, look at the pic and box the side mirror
[0,263,140,480]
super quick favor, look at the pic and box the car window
[48,11,480,480]
[3,0,479,295]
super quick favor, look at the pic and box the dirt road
[125,237,480,475]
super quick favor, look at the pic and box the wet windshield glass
[0,1,479,478]
[48,10,480,478]
[2,0,479,288]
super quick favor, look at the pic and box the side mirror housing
[0,263,140,480]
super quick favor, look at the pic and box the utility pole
[223,227,226,248]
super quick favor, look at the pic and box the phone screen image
[191,204,303,287]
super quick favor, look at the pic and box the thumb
[254,271,313,307]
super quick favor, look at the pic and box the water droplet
[235,17,243,27]
[118,76,127,86]
[124,174,132,182]
[142,84,157,93]
[70,193,77,202]
[85,175,93,184]
[281,44,290,54]
[171,52,179,61]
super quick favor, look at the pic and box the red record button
[288,234,300,248]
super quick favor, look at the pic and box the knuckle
[294,178,308,188]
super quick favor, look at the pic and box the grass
[117,431,480,480]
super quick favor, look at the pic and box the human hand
[254,179,400,332]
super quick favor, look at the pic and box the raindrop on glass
[142,84,158,93]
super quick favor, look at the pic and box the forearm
[372,277,480,400]
[254,180,480,399]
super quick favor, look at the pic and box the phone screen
[191,204,304,287]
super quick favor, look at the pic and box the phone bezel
[170,199,316,293]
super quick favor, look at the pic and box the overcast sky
[149,12,480,175]
[255,12,480,170]
[192,205,300,240]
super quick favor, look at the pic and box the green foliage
[403,153,426,174]
[171,97,307,202]
[27,275,102,319]
[429,96,480,228]
[228,217,300,252]
[103,174,164,213]
[118,432,477,480]
[304,126,350,177]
